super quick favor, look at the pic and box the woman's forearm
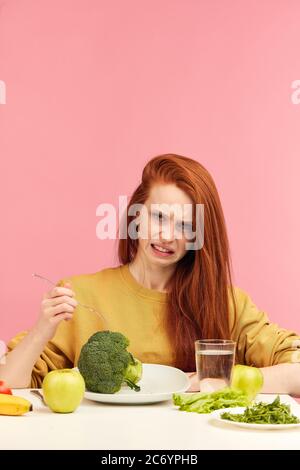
[0,282,77,389]
[0,329,48,388]
[260,363,300,396]
[186,363,300,395]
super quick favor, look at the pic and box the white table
[1,391,300,450]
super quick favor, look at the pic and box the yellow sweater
[8,264,300,388]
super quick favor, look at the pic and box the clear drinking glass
[195,339,236,392]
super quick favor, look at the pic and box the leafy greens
[173,387,250,414]
[221,396,300,424]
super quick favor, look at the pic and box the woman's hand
[33,282,78,343]
[185,372,200,392]
[0,281,78,389]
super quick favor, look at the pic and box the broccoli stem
[128,352,136,365]
[124,378,141,392]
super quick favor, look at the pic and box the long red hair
[118,154,237,371]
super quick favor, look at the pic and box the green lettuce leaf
[173,387,250,414]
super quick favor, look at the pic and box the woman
[2,154,300,393]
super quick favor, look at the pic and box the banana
[0,394,32,416]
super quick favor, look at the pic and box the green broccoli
[78,330,142,394]
[125,353,143,384]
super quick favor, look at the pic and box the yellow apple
[42,369,85,413]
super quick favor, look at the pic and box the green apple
[42,369,85,413]
[231,364,264,400]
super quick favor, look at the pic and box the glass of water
[195,339,236,392]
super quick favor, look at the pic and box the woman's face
[136,183,194,267]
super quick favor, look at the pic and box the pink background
[1,0,300,343]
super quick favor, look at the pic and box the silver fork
[30,389,46,405]
[32,273,109,328]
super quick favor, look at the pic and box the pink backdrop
[1,0,300,343]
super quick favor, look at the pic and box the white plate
[83,363,190,404]
[211,406,300,430]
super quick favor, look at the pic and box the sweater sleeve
[231,287,300,367]
[7,278,75,388]
[7,330,74,388]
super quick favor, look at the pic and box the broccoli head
[78,330,142,394]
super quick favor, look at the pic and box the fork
[30,389,46,405]
[32,273,109,328]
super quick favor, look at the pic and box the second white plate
[211,406,300,430]
[84,363,190,405]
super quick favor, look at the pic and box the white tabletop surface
[1,390,300,450]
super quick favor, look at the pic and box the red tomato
[0,380,12,395]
